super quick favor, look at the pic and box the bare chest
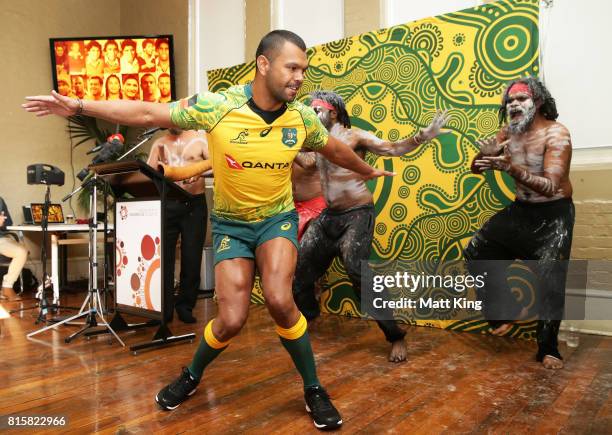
[162,141,205,166]
[508,132,546,172]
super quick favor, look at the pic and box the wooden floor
[1,293,610,435]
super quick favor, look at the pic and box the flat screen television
[50,35,176,103]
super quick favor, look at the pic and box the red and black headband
[310,99,336,111]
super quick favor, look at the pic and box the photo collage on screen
[54,37,172,103]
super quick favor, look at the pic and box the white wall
[382,0,612,150]
[190,0,246,93]
[381,0,476,27]
[541,0,612,149]
[271,0,344,47]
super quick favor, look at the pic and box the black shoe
[156,367,199,410]
[176,306,197,324]
[304,385,342,430]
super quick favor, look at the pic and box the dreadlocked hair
[498,76,558,126]
[310,90,351,128]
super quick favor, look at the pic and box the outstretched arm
[23,90,174,128]
[473,125,572,197]
[317,135,394,180]
[159,160,213,181]
[356,110,449,156]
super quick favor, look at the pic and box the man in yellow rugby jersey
[23,30,393,430]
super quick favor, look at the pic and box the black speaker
[27,164,65,186]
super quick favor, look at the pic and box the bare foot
[1,287,21,302]
[388,339,407,363]
[542,355,564,369]
[490,323,512,336]
[490,307,530,336]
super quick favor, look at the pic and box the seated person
[0,197,28,301]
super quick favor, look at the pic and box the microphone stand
[117,132,157,161]
[28,175,124,346]
[28,133,159,345]
[60,130,154,203]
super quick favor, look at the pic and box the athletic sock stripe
[204,319,230,349]
[276,313,308,340]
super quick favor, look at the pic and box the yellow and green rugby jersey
[169,84,328,222]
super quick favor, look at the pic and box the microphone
[86,144,104,155]
[77,134,126,181]
[91,139,123,165]
[86,133,125,155]
[141,126,167,136]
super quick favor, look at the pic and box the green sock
[277,314,320,388]
[188,319,229,381]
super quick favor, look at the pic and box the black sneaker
[156,367,199,410]
[304,385,342,430]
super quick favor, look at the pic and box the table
[7,224,113,304]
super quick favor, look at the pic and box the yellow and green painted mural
[207,0,540,338]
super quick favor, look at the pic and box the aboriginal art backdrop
[207,0,539,338]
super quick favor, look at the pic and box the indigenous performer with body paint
[147,128,210,323]
[292,90,448,363]
[23,30,396,430]
[292,153,326,241]
[464,77,574,370]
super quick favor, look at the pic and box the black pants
[464,198,575,361]
[163,195,207,320]
[293,204,406,343]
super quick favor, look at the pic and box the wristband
[75,98,83,116]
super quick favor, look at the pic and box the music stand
[85,159,195,353]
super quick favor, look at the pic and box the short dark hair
[86,40,102,52]
[121,39,136,51]
[122,73,138,84]
[499,76,558,125]
[310,90,351,128]
[155,38,169,50]
[140,73,155,84]
[255,30,306,61]
[103,39,118,51]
